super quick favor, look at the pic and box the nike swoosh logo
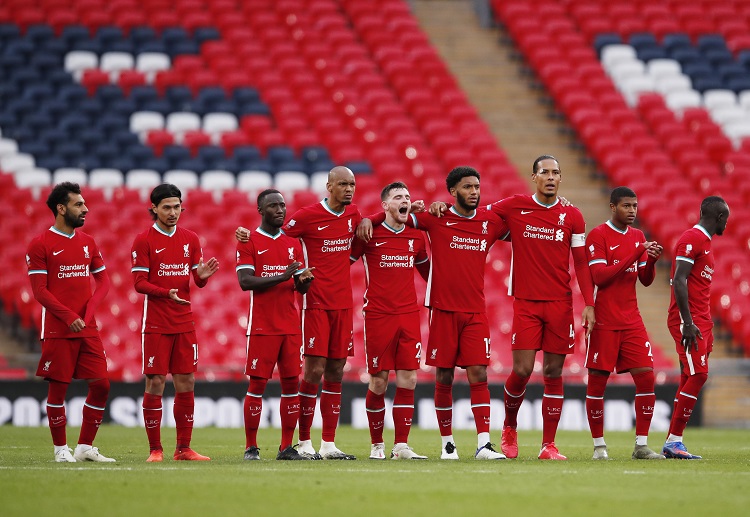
[258,249,268,254]
[610,245,619,250]
[592,415,603,419]
[405,422,411,426]
[332,410,340,414]
[251,412,261,416]
[704,251,710,254]
[375,242,386,247]
[317,225,329,230]
[521,210,532,214]
[446,222,458,226]
[53,250,64,256]
[568,343,575,349]
[155,248,166,253]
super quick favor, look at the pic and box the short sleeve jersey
[412,206,508,313]
[282,199,361,310]
[131,223,203,334]
[586,221,648,330]
[350,221,428,314]
[26,227,106,339]
[668,225,714,328]
[490,194,587,301]
[236,228,305,335]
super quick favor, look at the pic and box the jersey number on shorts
[484,337,491,359]
[192,343,198,365]
[645,341,653,357]
[415,341,422,359]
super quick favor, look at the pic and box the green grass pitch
[1,426,749,516]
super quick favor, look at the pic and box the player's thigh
[539,299,575,355]
[37,338,81,382]
[670,324,712,376]
[615,326,654,373]
[169,331,198,374]
[328,308,354,359]
[426,309,459,368]
[364,312,400,374]
[394,312,423,371]
[456,312,491,368]
[302,308,331,357]
[584,329,619,373]
[73,334,109,379]
[246,335,283,378]
[511,299,544,351]
[277,334,303,378]
[142,333,175,375]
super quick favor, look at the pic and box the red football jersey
[131,223,204,334]
[236,228,305,335]
[350,221,428,314]
[26,227,106,339]
[411,207,508,313]
[668,225,714,328]
[282,199,361,310]
[490,194,587,301]
[586,221,649,330]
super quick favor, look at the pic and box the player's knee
[435,368,454,385]
[369,377,388,394]
[88,378,110,400]
[689,372,708,390]
[395,371,417,390]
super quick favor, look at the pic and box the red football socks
[469,382,491,435]
[78,378,109,445]
[173,391,194,450]
[142,392,163,451]
[586,373,608,439]
[393,387,415,444]
[366,389,386,444]
[47,380,69,447]
[434,382,453,437]
[503,371,529,428]
[542,376,564,446]
[320,381,342,442]
[632,370,656,437]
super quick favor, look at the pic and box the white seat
[13,167,52,189]
[202,113,239,144]
[0,153,35,174]
[309,171,329,195]
[655,75,692,95]
[610,61,647,85]
[703,89,738,111]
[166,112,201,144]
[620,76,656,106]
[135,52,170,84]
[53,167,88,185]
[200,170,236,192]
[125,169,162,189]
[274,171,310,192]
[647,58,682,80]
[64,50,98,81]
[0,138,19,158]
[100,52,135,81]
[711,106,746,127]
[724,120,750,148]
[163,169,199,190]
[665,90,702,114]
[237,170,273,192]
[738,90,750,111]
[601,44,638,71]
[88,168,125,188]
[130,111,165,142]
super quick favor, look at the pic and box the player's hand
[644,242,663,260]
[282,261,301,280]
[298,267,315,283]
[429,201,448,217]
[356,218,373,242]
[235,226,250,243]
[69,318,86,332]
[410,200,425,213]
[681,323,703,352]
[197,257,219,279]
[559,196,574,207]
[169,288,190,305]
[581,305,595,338]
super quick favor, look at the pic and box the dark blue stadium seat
[198,145,226,165]
[41,38,68,57]
[170,41,200,57]
[130,85,159,107]
[197,87,227,108]
[593,33,622,57]
[213,100,239,114]
[237,102,271,117]
[275,159,307,173]
[97,113,129,136]
[26,25,55,46]
[19,141,51,157]
[162,27,189,47]
[112,130,140,150]
[141,99,173,115]
[244,159,273,173]
[96,84,125,107]
[25,112,54,134]
[95,26,124,48]
[56,141,86,162]
[130,26,158,47]
[267,145,297,165]
[194,27,221,45]
[79,128,104,150]
[76,156,101,170]
[110,98,137,117]
[137,41,168,54]
[697,34,728,53]
[345,161,373,174]
[629,33,658,51]
[671,47,703,65]
[693,76,725,93]
[10,68,42,89]
[78,97,104,118]
[234,87,261,105]
[40,128,70,148]
[4,39,35,57]
[38,98,67,120]
[30,54,62,76]
[210,158,240,173]
[141,156,169,172]
[662,33,692,53]
[174,158,206,172]
[682,62,714,82]
[166,86,194,108]
[97,143,120,162]
[110,157,136,172]
[57,84,88,105]
[728,76,750,94]
[705,48,734,68]
[6,98,36,119]
[47,69,74,89]
[308,159,335,173]
[718,63,748,82]
[37,156,66,171]
[233,145,262,165]
[637,47,667,61]
[0,24,21,45]
[61,25,90,49]
[128,143,156,163]
[164,145,192,166]
[108,40,135,54]
[302,146,330,163]
[1,54,25,77]
[70,40,102,54]
[0,84,18,103]
[23,83,54,102]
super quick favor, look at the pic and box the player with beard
[237,166,361,460]
[584,187,665,460]
[350,182,430,460]
[131,183,219,462]
[26,182,115,462]
[663,196,730,459]
[236,189,315,461]
[360,167,509,460]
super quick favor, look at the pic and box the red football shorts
[36,335,108,382]
[141,331,198,375]
[301,308,353,360]
[585,326,654,373]
[669,323,713,376]
[426,309,491,368]
[245,334,303,378]
[511,298,575,355]
[363,311,422,374]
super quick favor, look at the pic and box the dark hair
[446,166,480,191]
[380,181,408,201]
[46,182,81,216]
[257,188,281,208]
[149,183,182,220]
[610,186,637,205]
[700,195,728,218]
[532,154,558,174]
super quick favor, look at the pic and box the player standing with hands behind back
[131,184,219,462]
